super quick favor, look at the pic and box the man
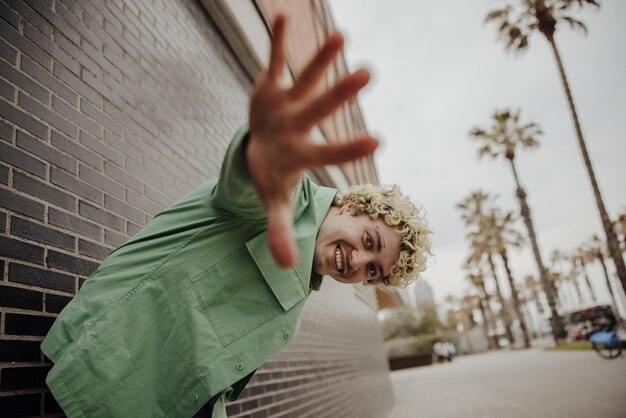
[41,16,430,417]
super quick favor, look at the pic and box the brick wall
[0,1,393,417]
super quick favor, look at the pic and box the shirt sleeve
[210,124,303,221]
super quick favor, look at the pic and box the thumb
[267,200,298,268]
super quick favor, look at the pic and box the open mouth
[335,245,344,274]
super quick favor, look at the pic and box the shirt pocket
[190,231,307,347]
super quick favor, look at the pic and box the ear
[340,202,358,215]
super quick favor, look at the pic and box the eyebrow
[375,226,385,251]
[374,226,385,278]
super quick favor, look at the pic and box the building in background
[0,1,394,416]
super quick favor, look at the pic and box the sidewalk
[388,348,626,418]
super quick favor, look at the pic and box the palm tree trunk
[569,263,584,306]
[579,259,597,302]
[499,248,531,348]
[597,255,621,319]
[546,35,626,294]
[477,294,494,350]
[508,158,566,342]
[486,252,515,344]
[477,277,498,350]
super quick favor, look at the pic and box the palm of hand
[246,15,378,268]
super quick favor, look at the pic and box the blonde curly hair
[333,184,431,289]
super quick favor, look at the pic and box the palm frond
[561,15,588,33]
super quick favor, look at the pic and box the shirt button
[283,331,291,340]
[236,362,244,370]
[192,393,199,402]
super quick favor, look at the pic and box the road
[388,348,626,418]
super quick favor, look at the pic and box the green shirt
[41,126,336,417]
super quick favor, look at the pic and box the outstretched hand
[246,15,379,268]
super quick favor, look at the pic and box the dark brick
[0,39,18,64]
[0,285,43,311]
[78,238,112,260]
[57,0,102,51]
[104,228,127,247]
[0,58,50,103]
[0,99,49,140]
[54,27,103,80]
[0,211,6,232]
[20,55,78,105]
[80,95,122,137]
[80,131,123,166]
[9,262,76,292]
[79,200,125,231]
[127,221,142,236]
[0,2,20,29]
[10,0,54,37]
[23,21,80,76]
[0,18,52,70]
[49,161,101,200]
[125,158,161,190]
[48,207,102,240]
[0,366,50,390]
[145,184,172,208]
[103,130,141,163]
[0,188,45,220]
[18,91,77,139]
[226,403,241,416]
[79,164,124,198]
[47,249,100,276]
[45,293,73,313]
[0,340,42,362]
[13,171,76,211]
[53,95,101,138]
[103,99,141,136]
[11,216,75,251]
[51,131,103,171]
[127,188,161,215]
[0,236,45,264]
[0,120,12,142]
[104,161,143,193]
[0,141,47,178]
[44,391,62,414]
[53,60,101,106]
[0,76,15,101]
[5,313,55,336]
[104,194,144,224]
[16,129,77,174]
[0,393,40,418]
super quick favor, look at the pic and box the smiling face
[313,203,402,284]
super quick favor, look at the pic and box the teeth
[335,247,343,272]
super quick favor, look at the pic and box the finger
[289,33,344,100]
[294,69,370,131]
[267,201,298,268]
[298,136,379,167]
[268,15,287,81]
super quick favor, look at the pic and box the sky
[329,0,626,315]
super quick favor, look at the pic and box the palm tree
[458,192,515,344]
[614,210,626,252]
[484,209,532,348]
[575,247,597,302]
[466,265,497,350]
[549,250,573,310]
[485,0,626,300]
[469,110,566,342]
[523,274,545,337]
[566,253,585,306]
[588,235,621,317]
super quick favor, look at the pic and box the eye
[366,232,373,249]
[368,263,377,277]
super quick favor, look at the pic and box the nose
[349,249,375,274]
